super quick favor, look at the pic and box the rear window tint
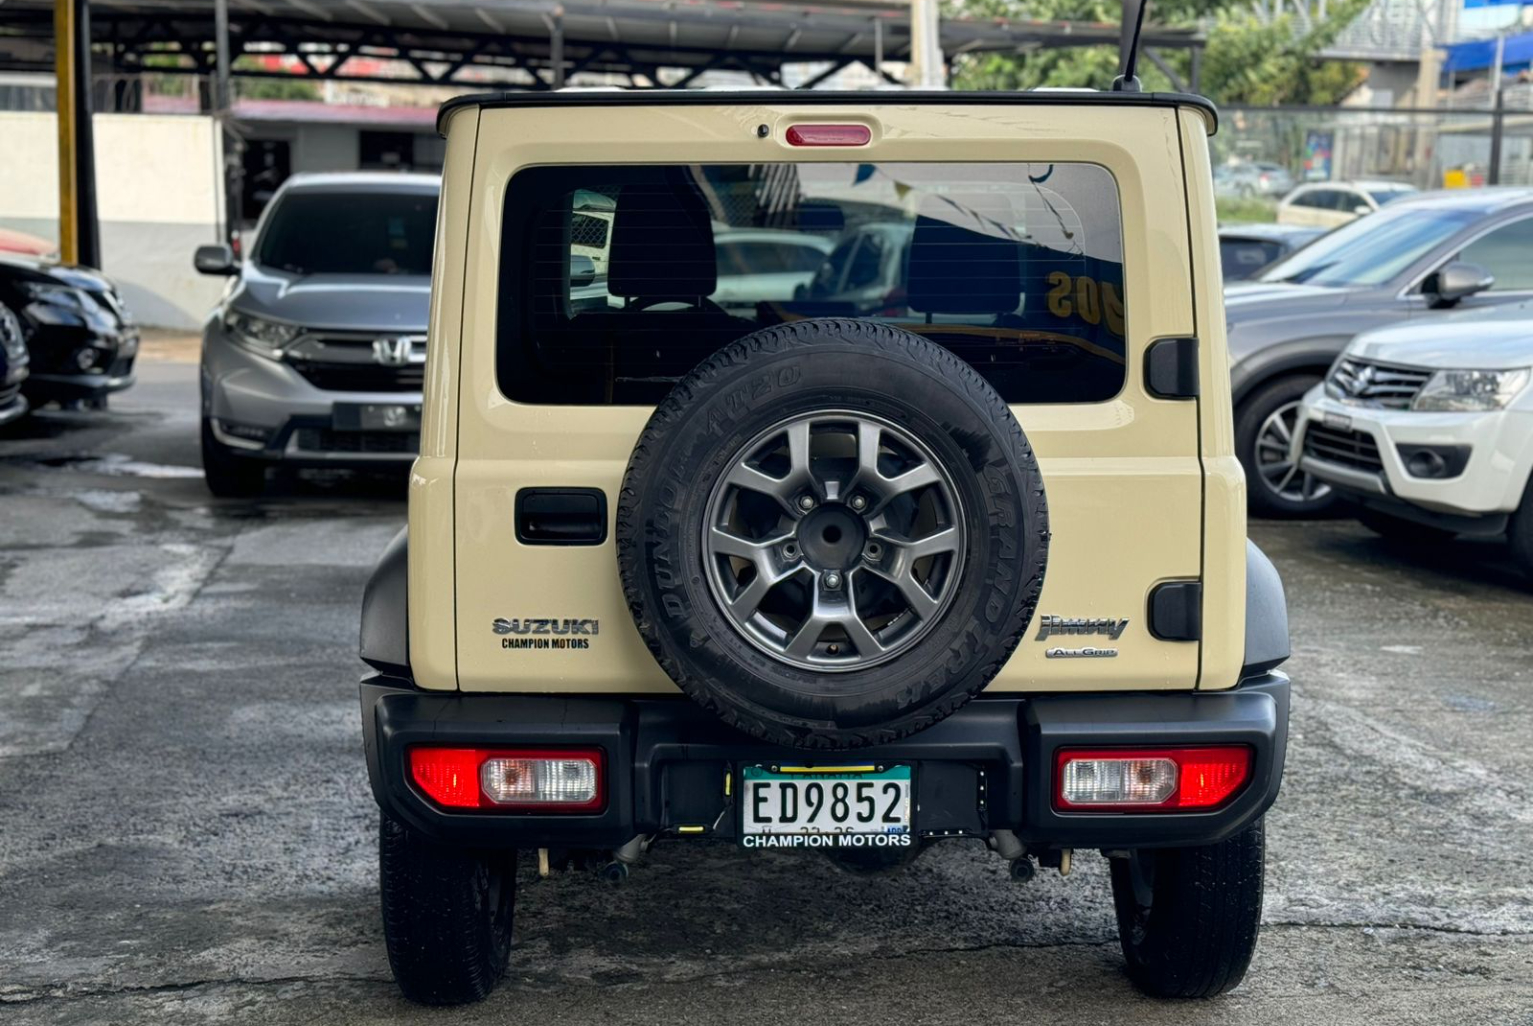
[496,162,1127,405]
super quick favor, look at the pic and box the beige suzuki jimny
[358,86,1291,1006]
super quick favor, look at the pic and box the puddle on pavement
[73,489,145,514]
[0,452,202,480]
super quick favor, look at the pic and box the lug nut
[823,571,842,590]
[798,495,816,511]
[849,495,867,512]
[864,542,882,560]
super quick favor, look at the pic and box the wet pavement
[1,355,1531,1025]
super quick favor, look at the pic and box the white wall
[0,111,228,329]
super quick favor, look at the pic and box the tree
[949,0,1368,106]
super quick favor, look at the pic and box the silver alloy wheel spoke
[868,561,942,620]
[703,410,967,672]
[883,525,960,562]
[1255,399,1331,505]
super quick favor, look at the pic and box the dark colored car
[0,254,138,409]
[1225,187,1533,517]
[0,300,29,426]
[1218,223,1325,281]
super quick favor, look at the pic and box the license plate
[1323,411,1352,431]
[333,402,422,432]
[739,764,913,850]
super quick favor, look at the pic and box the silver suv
[193,172,439,496]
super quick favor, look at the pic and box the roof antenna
[1112,0,1149,93]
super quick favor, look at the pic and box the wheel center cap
[796,506,867,572]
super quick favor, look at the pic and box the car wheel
[1508,479,1533,579]
[1109,820,1266,998]
[617,318,1049,749]
[1236,374,1336,519]
[379,814,518,1006]
[200,417,267,498]
[1356,507,1456,547]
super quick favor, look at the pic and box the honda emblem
[372,336,415,367]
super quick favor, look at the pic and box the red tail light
[1055,745,1252,812]
[408,746,605,812]
[786,124,871,147]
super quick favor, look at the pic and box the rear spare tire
[617,319,1048,749]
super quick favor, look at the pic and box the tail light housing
[409,746,605,812]
[1054,746,1252,812]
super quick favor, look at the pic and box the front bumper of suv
[360,673,1289,852]
[1295,388,1533,529]
[202,323,422,468]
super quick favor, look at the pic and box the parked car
[1218,223,1326,281]
[1215,161,1295,199]
[795,221,915,314]
[193,171,440,497]
[712,228,833,313]
[0,253,138,410]
[0,301,29,427]
[1226,187,1533,517]
[1292,302,1533,573]
[0,227,57,260]
[1277,180,1418,229]
[359,89,1290,1007]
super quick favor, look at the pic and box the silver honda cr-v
[193,172,439,496]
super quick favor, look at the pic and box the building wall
[0,111,227,329]
[293,125,358,172]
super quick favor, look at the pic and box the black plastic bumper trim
[361,674,1288,851]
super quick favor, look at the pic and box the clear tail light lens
[481,755,599,807]
[408,747,604,812]
[1055,746,1251,812]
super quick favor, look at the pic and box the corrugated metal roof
[0,0,1202,80]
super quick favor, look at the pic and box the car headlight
[18,281,89,311]
[1412,367,1530,412]
[224,310,302,359]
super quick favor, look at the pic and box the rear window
[497,162,1127,405]
[257,189,438,277]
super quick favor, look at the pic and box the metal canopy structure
[0,0,1204,90]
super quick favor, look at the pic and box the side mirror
[1425,261,1494,307]
[569,254,597,289]
[1352,204,1372,215]
[194,244,238,276]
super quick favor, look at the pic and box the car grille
[293,428,419,455]
[290,362,425,392]
[1327,357,1432,409]
[283,333,426,393]
[1303,423,1382,472]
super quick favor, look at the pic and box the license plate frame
[738,764,914,850]
[333,402,422,432]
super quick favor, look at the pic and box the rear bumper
[360,673,1289,852]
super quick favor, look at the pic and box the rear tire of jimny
[379,813,518,1006]
[1109,820,1266,998]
